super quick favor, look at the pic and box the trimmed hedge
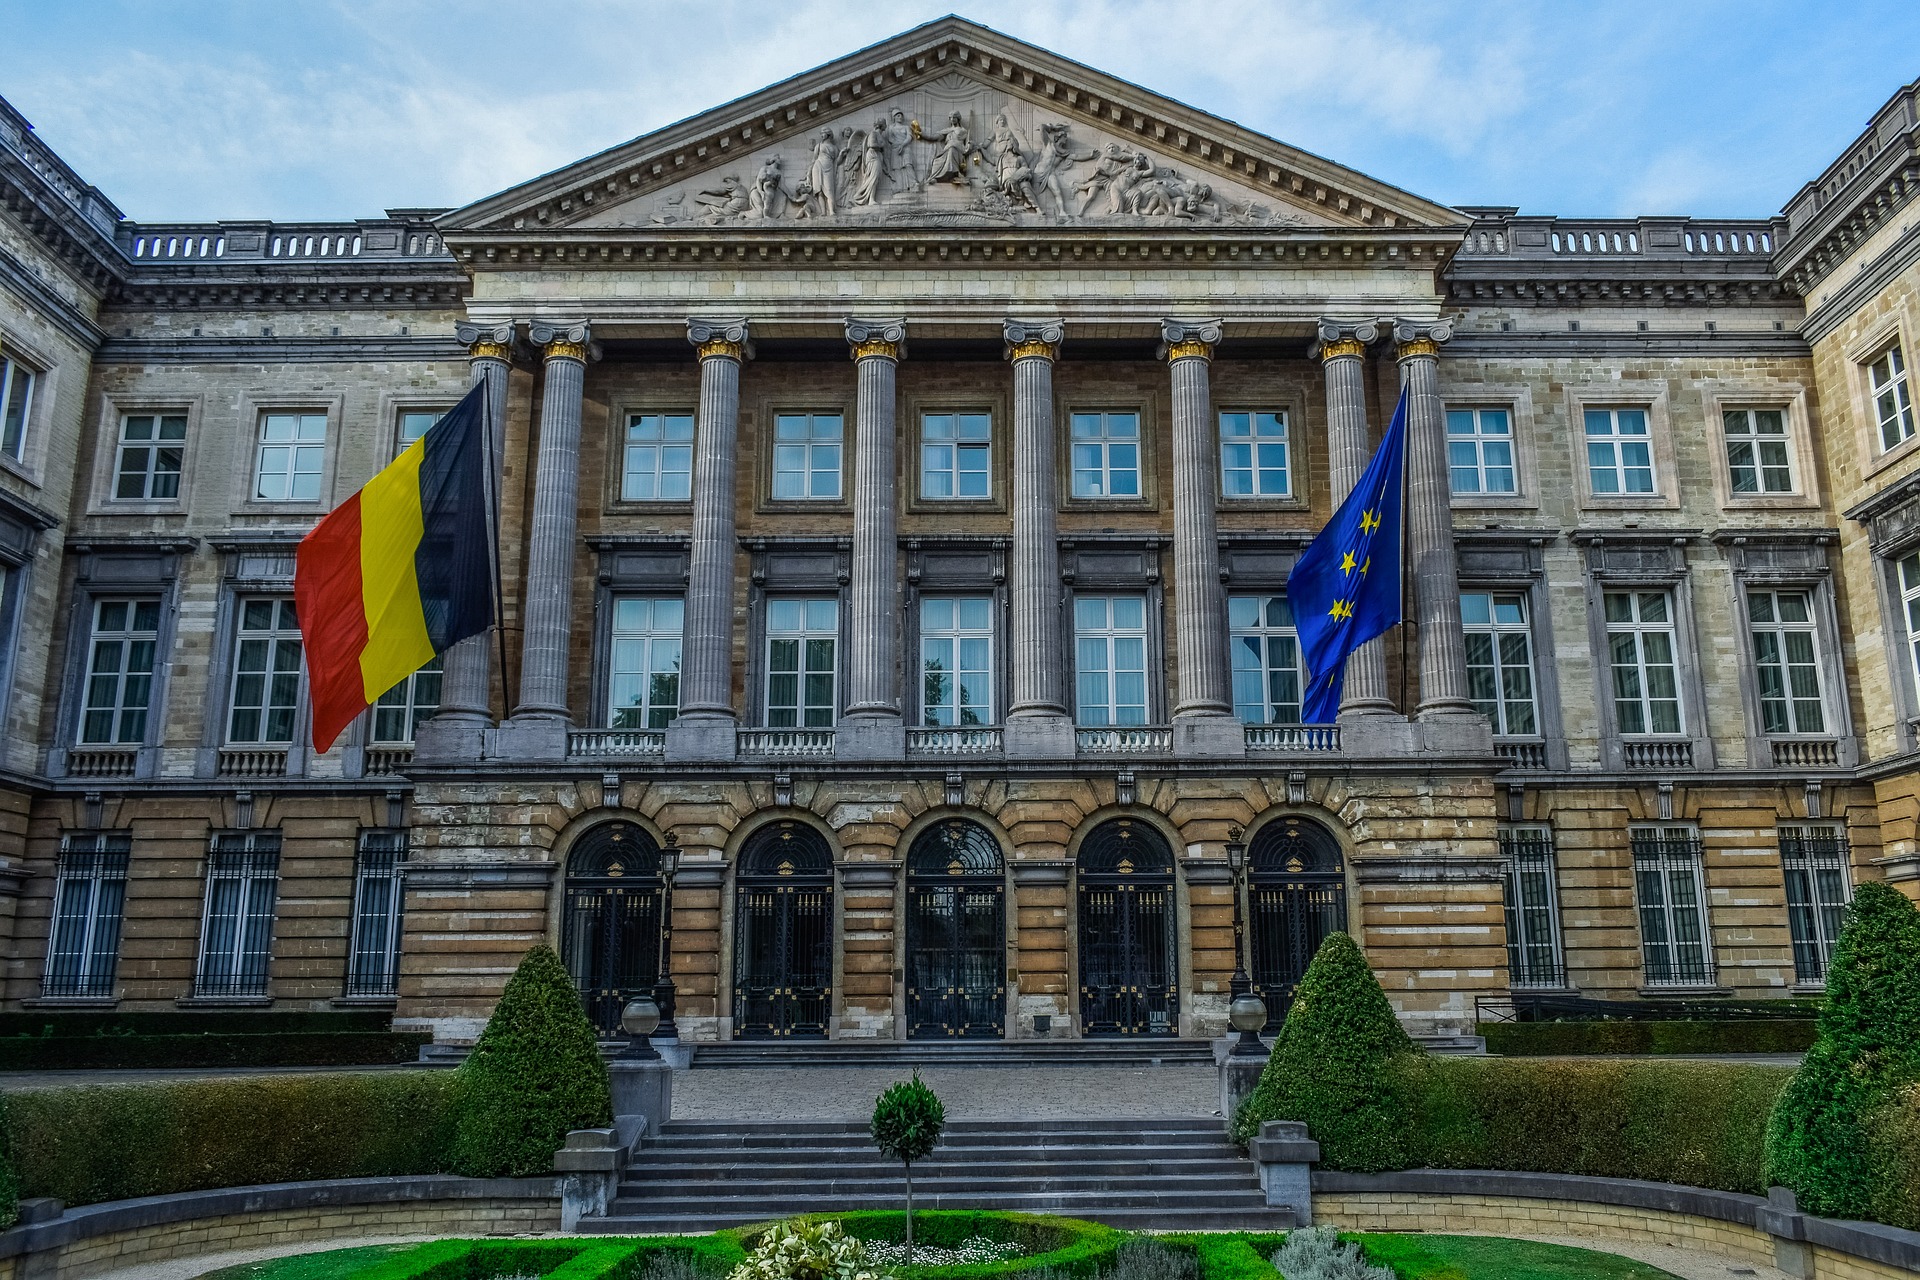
[1865,1081,1920,1232]
[0,1009,394,1038]
[7,1070,457,1206]
[0,1091,15,1231]
[0,1030,430,1072]
[822,1210,1125,1280]
[1400,1056,1793,1194]
[1480,1018,1816,1057]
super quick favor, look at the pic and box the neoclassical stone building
[1,20,1916,1044]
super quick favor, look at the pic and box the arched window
[1076,818,1177,1035]
[905,820,1005,1038]
[733,821,834,1038]
[561,822,663,1034]
[1247,814,1348,1027]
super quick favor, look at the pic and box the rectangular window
[1723,408,1794,494]
[80,598,161,745]
[920,412,991,500]
[608,597,683,730]
[1630,826,1714,987]
[1219,411,1291,498]
[253,412,327,501]
[1870,344,1916,451]
[1462,591,1538,736]
[114,413,188,500]
[371,656,443,743]
[1070,411,1141,498]
[1605,590,1683,735]
[42,830,131,999]
[1584,407,1655,495]
[227,599,302,744]
[920,596,994,726]
[1075,594,1149,726]
[346,829,406,998]
[1748,589,1826,734]
[765,597,837,727]
[623,412,694,501]
[397,410,440,450]
[771,412,843,500]
[0,351,35,461]
[1499,826,1565,989]
[195,831,281,998]
[1779,825,1851,985]
[1446,408,1516,495]
[1229,594,1301,724]
[1902,553,1920,693]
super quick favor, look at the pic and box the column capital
[1392,319,1453,362]
[528,320,594,364]
[845,317,907,362]
[687,318,753,362]
[1004,319,1065,362]
[455,321,516,363]
[1159,318,1224,362]
[1313,318,1381,361]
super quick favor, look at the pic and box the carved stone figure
[679,175,748,223]
[749,157,788,219]
[806,128,841,218]
[851,119,885,206]
[884,109,919,194]
[925,112,974,185]
[986,112,1040,211]
[1032,122,1097,221]
[1075,144,1133,216]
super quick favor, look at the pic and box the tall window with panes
[764,598,837,727]
[771,413,842,499]
[1778,825,1851,985]
[1461,591,1538,737]
[1629,826,1713,986]
[80,599,160,746]
[195,831,281,998]
[1498,827,1565,988]
[1605,590,1683,736]
[1870,343,1916,452]
[346,830,406,997]
[227,599,301,745]
[0,349,34,461]
[1229,595,1302,724]
[253,412,326,501]
[608,597,682,729]
[397,409,439,450]
[1584,407,1654,495]
[42,831,130,998]
[623,413,693,501]
[371,657,442,748]
[1901,552,1920,697]
[1219,411,1290,498]
[1446,408,1516,495]
[1074,595,1149,725]
[1723,408,1794,494]
[920,597,993,725]
[115,413,187,499]
[1747,590,1827,735]
[1070,411,1141,498]
[920,412,991,499]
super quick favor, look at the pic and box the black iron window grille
[1246,815,1348,1030]
[42,830,132,999]
[346,829,406,998]
[905,819,1006,1039]
[1629,826,1714,987]
[1499,826,1567,989]
[1076,818,1178,1036]
[733,821,833,1039]
[1779,824,1852,985]
[562,821,663,1035]
[194,831,281,998]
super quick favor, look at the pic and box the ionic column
[1003,320,1075,759]
[513,321,592,721]
[667,319,751,763]
[1315,320,1395,715]
[1161,320,1242,758]
[840,318,907,760]
[1396,320,1474,719]
[437,321,513,725]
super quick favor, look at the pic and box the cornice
[1776,78,1920,295]
[95,335,467,364]
[1446,331,1811,358]
[1798,220,1920,345]
[0,141,125,293]
[0,487,60,533]
[107,267,468,311]
[1445,213,1790,310]
[0,240,106,350]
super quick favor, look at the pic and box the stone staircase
[591,1116,1290,1233]
[686,1038,1219,1069]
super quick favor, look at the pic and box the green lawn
[197,1242,423,1280]
[1353,1233,1684,1280]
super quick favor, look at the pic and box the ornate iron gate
[560,821,662,1035]
[1076,818,1177,1036]
[1247,815,1347,1029]
[906,819,1006,1038]
[733,821,834,1038]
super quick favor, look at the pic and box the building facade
[0,20,1916,1044]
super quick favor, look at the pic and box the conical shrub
[1765,881,1920,1217]
[447,944,612,1177]
[1229,931,1420,1170]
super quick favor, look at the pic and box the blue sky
[2,1,1916,224]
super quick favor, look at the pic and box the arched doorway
[733,820,834,1039]
[905,818,1006,1039]
[1076,817,1178,1036]
[1248,814,1349,1028]
[560,821,662,1036]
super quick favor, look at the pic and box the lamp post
[653,843,681,1041]
[620,994,662,1060]
[1225,829,1268,1057]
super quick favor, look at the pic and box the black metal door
[733,822,834,1039]
[1247,816,1347,1030]
[905,819,1006,1038]
[560,822,662,1035]
[1076,818,1177,1036]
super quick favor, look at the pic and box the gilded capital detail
[528,321,592,364]
[1395,338,1440,361]
[1003,319,1065,362]
[687,318,752,362]
[1165,339,1212,362]
[1159,318,1223,362]
[1315,319,1381,363]
[1392,319,1452,363]
[455,321,515,364]
[1319,338,1366,361]
[845,318,907,362]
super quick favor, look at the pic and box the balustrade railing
[906,726,1003,755]
[1621,739,1693,770]
[737,728,836,758]
[566,729,667,759]
[1455,215,1778,261]
[1770,738,1840,768]
[1495,739,1548,770]
[119,220,452,266]
[1074,726,1173,754]
[363,746,416,776]
[216,748,289,779]
[66,748,138,779]
[1243,723,1340,753]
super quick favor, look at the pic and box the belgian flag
[296,383,495,753]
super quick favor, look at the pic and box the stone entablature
[1449,208,1790,307]
[1778,77,1920,294]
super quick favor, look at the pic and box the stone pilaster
[1003,320,1075,760]
[839,319,907,761]
[667,319,751,763]
[432,322,512,737]
[1161,319,1244,758]
[1315,320,1396,717]
[1395,320,1475,720]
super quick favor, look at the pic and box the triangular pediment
[439,18,1462,238]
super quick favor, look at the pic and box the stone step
[625,1157,1254,1181]
[594,1204,1295,1234]
[605,1187,1283,1218]
[687,1039,1218,1068]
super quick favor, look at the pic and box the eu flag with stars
[1286,387,1408,723]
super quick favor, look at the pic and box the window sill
[1636,985,1733,998]
[21,996,119,1009]
[1719,494,1822,513]
[0,453,42,489]
[1217,496,1309,513]
[1448,494,1538,512]
[1789,982,1827,996]
[331,995,398,1009]
[603,499,694,516]
[175,995,273,1008]
[1575,494,1681,513]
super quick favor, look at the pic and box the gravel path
[673,1063,1223,1120]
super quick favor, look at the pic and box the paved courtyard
[675,1063,1223,1120]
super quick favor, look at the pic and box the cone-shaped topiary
[1229,930,1421,1170]
[447,944,612,1177]
[1765,880,1920,1217]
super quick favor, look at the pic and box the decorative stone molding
[1003,318,1065,361]
[686,317,752,361]
[1392,318,1452,361]
[528,320,594,363]
[1009,859,1073,887]
[845,317,907,361]
[1159,318,1223,361]
[455,321,515,363]
[1313,318,1380,362]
